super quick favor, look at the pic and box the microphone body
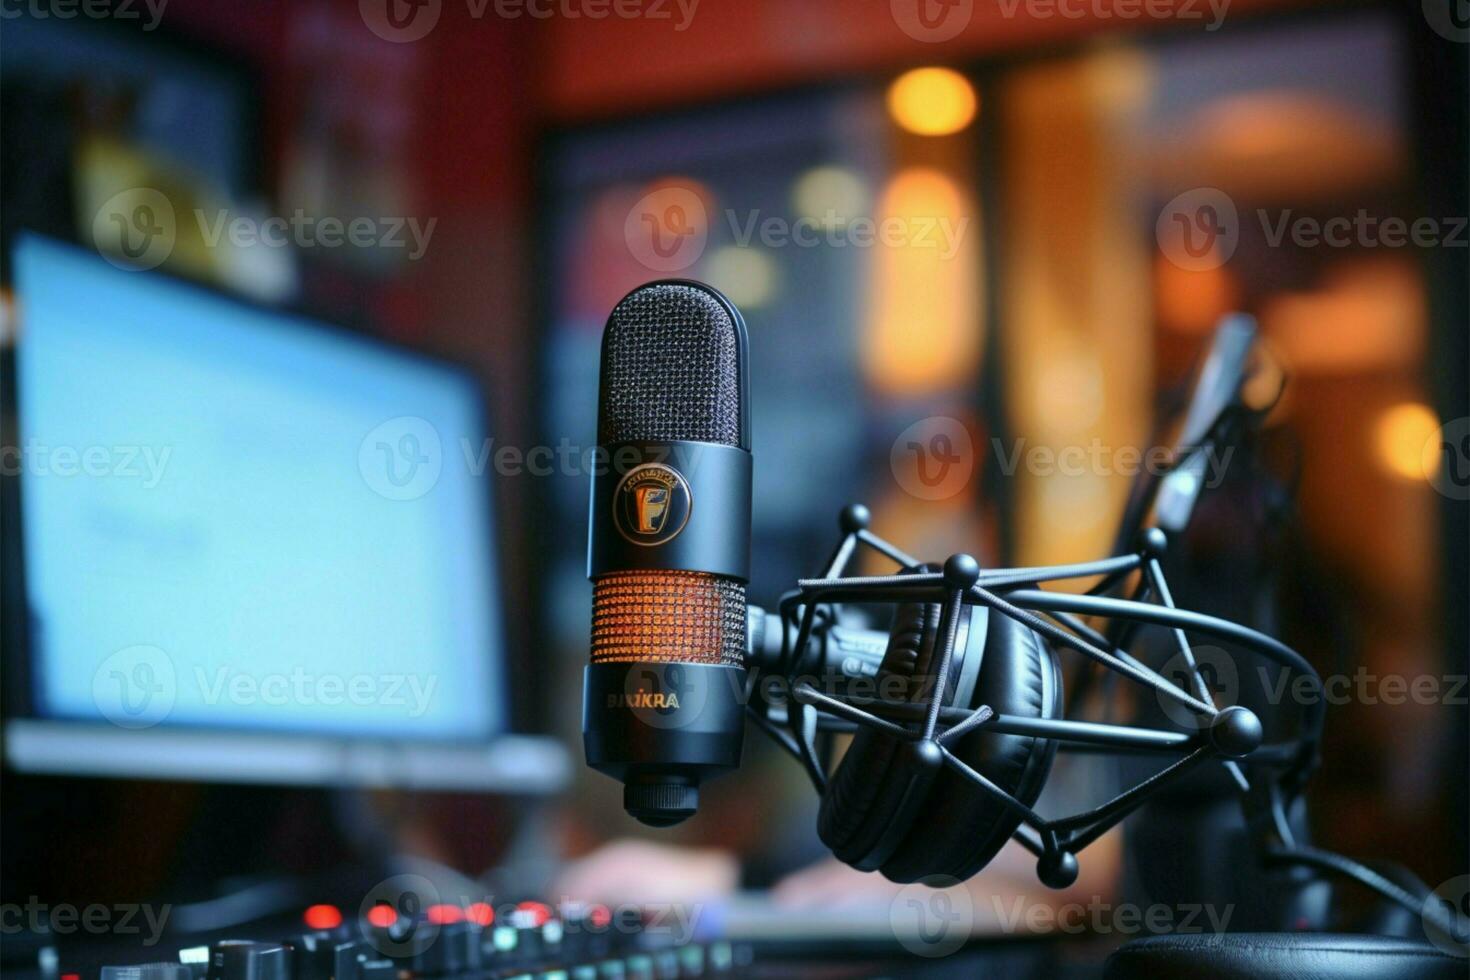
[583,282,752,827]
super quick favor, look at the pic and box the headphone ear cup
[817,599,939,869]
[876,608,1062,884]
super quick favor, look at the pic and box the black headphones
[815,562,1063,884]
[757,525,1467,971]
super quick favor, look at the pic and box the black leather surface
[881,609,1059,883]
[818,599,938,866]
[817,598,1060,883]
[1103,932,1466,979]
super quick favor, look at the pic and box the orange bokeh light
[426,903,466,925]
[303,904,342,930]
[887,68,978,136]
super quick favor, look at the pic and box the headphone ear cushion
[817,599,939,867]
[876,609,1061,884]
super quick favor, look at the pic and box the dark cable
[1265,843,1468,947]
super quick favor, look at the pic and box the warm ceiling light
[1373,402,1440,482]
[863,167,981,396]
[887,68,977,136]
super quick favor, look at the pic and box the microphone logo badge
[635,485,671,533]
[613,463,692,546]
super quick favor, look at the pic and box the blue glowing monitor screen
[13,237,504,739]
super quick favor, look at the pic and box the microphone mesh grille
[599,284,742,447]
[591,571,746,666]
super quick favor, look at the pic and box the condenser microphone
[583,281,752,827]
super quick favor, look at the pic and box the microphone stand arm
[743,504,1466,947]
[747,503,1311,892]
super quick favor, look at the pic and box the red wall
[538,0,1317,119]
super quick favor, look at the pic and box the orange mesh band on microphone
[591,570,746,667]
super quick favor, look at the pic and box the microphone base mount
[582,661,747,826]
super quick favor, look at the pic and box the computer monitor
[3,236,567,792]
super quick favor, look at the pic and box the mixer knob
[102,964,194,980]
[209,941,289,980]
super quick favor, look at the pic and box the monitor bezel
[0,234,567,793]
